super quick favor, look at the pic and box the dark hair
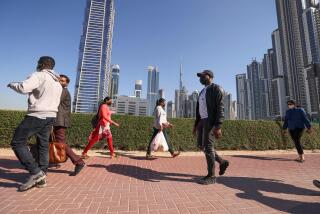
[156,98,166,107]
[103,96,111,103]
[37,56,55,70]
[287,99,296,105]
[60,74,70,83]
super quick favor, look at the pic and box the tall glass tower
[73,0,115,113]
[110,64,120,100]
[135,80,142,98]
[147,66,159,116]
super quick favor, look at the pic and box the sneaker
[171,151,180,158]
[36,178,47,188]
[146,154,153,159]
[111,154,119,159]
[199,174,211,180]
[81,154,89,159]
[219,160,229,176]
[313,180,320,189]
[198,175,216,185]
[19,170,46,192]
[294,157,304,163]
[69,164,85,176]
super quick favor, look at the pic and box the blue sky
[0,0,278,110]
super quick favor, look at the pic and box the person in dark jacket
[282,99,312,162]
[51,74,85,177]
[193,70,229,185]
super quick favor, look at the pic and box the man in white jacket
[7,56,62,191]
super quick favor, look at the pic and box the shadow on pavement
[218,176,320,214]
[0,158,27,188]
[232,155,293,161]
[89,163,201,183]
[96,151,175,160]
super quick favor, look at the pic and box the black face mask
[199,77,208,85]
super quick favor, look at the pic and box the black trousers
[289,128,304,155]
[147,128,175,155]
[197,119,224,177]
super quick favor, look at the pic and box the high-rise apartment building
[73,0,115,113]
[236,73,249,120]
[134,80,142,98]
[158,89,165,99]
[167,101,176,118]
[147,66,159,115]
[110,64,120,100]
[275,0,309,110]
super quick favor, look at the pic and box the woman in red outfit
[81,97,119,159]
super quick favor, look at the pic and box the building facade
[236,73,249,120]
[147,66,159,116]
[158,89,165,99]
[73,0,115,113]
[110,64,120,100]
[167,101,176,118]
[134,80,142,98]
[223,91,232,120]
[186,91,198,118]
[275,0,309,110]
[115,96,148,116]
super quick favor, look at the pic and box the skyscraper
[167,101,176,118]
[236,73,249,120]
[271,29,287,118]
[175,62,188,118]
[73,0,115,113]
[186,91,198,118]
[147,66,159,115]
[174,89,180,117]
[134,80,142,98]
[158,89,165,99]
[223,91,232,120]
[231,101,237,120]
[110,64,120,100]
[275,0,308,110]
[247,59,263,120]
[302,4,320,64]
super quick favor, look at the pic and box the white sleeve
[156,107,162,127]
[9,73,41,94]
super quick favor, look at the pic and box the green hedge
[1,110,320,151]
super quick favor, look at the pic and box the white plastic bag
[151,131,169,152]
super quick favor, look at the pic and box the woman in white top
[146,98,180,159]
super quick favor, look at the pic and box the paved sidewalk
[0,152,320,214]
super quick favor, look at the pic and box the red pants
[82,126,114,156]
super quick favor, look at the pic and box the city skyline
[236,0,320,120]
[0,0,278,110]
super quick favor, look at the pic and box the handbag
[49,132,68,164]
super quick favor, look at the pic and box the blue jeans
[11,116,55,175]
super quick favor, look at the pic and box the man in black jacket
[193,70,229,185]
